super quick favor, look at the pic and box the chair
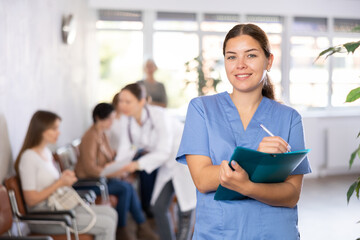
[53,142,118,207]
[4,176,94,240]
[0,184,53,240]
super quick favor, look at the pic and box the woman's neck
[32,141,47,155]
[94,123,104,134]
[230,90,263,131]
[115,111,122,119]
[145,74,156,83]
[134,108,144,126]
[230,87,263,111]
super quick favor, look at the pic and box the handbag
[48,186,97,234]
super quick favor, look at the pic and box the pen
[260,124,291,152]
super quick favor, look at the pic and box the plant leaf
[350,150,358,169]
[348,181,357,203]
[356,181,360,199]
[350,145,360,168]
[345,87,360,103]
[357,131,360,138]
[318,47,335,57]
[315,46,342,61]
[343,41,360,54]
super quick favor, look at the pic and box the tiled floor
[298,174,360,240]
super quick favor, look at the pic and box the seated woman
[75,103,158,240]
[116,83,197,240]
[14,110,117,240]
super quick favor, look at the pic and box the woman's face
[145,60,157,76]
[42,119,61,144]
[224,35,273,95]
[119,90,145,117]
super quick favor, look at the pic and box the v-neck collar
[219,92,272,147]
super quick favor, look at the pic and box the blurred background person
[137,59,168,108]
[107,92,124,151]
[14,110,117,240]
[116,83,196,240]
[75,103,158,240]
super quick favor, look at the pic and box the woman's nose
[236,57,247,69]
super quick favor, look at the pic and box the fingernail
[231,160,236,166]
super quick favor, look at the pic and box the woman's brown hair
[223,23,275,100]
[112,92,120,109]
[121,83,147,101]
[14,110,61,176]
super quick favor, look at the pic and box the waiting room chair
[0,184,53,240]
[4,176,94,240]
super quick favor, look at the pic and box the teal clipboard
[214,147,310,201]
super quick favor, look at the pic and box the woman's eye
[248,54,257,58]
[226,55,236,60]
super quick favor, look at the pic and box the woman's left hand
[120,162,139,174]
[219,160,252,195]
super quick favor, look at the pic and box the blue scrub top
[176,92,311,240]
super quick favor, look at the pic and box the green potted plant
[184,56,222,96]
[316,38,360,204]
[316,31,360,240]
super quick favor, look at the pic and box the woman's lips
[235,73,252,80]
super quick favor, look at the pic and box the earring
[267,69,271,72]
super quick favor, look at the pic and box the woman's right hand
[257,136,290,153]
[59,169,78,187]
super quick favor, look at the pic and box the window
[201,14,240,94]
[293,17,327,32]
[154,12,197,31]
[96,10,143,102]
[153,12,199,108]
[95,10,360,112]
[334,18,360,33]
[331,37,360,107]
[201,13,239,32]
[290,36,329,108]
[290,17,330,109]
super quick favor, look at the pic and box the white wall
[89,0,360,18]
[0,0,98,167]
[303,113,360,178]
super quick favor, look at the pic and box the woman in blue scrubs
[176,23,311,240]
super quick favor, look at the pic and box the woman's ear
[94,116,99,123]
[140,98,147,107]
[266,53,274,71]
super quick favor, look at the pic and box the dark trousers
[152,180,195,240]
[75,178,145,227]
[133,149,158,218]
[139,169,158,217]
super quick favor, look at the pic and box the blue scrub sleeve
[289,112,311,175]
[176,98,210,165]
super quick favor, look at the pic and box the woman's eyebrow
[245,48,259,53]
[225,48,259,54]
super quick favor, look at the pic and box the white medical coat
[116,105,196,212]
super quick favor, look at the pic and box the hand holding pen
[258,124,291,153]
